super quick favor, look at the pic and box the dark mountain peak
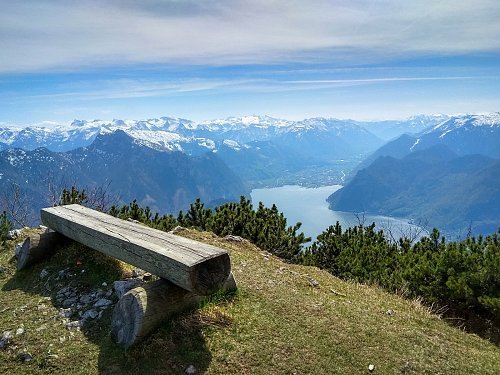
[88,130,135,150]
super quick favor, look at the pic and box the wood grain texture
[40,204,231,295]
[111,273,237,348]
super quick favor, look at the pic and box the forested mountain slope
[328,145,500,235]
[0,131,248,223]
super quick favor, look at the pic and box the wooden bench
[19,204,237,348]
[40,204,231,295]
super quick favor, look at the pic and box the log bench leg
[16,232,68,271]
[111,273,237,348]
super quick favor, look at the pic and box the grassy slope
[0,228,498,375]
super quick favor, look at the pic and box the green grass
[0,228,499,374]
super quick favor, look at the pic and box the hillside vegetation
[1,227,499,374]
[328,145,500,235]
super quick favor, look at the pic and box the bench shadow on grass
[2,241,223,374]
[96,311,216,375]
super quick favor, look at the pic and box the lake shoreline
[250,185,426,243]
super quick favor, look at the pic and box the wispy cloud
[12,74,491,104]
[1,0,500,73]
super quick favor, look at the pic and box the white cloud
[1,0,500,73]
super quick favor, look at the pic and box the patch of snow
[223,139,242,151]
[410,138,420,151]
[241,115,260,125]
[439,130,453,138]
[197,139,216,150]
[127,130,186,152]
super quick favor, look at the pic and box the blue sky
[1,0,500,125]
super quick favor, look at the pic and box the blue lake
[250,185,426,243]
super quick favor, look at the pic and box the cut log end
[192,253,232,295]
[110,287,145,346]
[16,232,67,270]
[111,273,237,348]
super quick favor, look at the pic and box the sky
[1,0,500,126]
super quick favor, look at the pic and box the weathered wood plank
[40,204,231,295]
[111,272,237,348]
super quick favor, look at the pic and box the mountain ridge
[0,113,458,153]
[328,144,500,236]
[0,131,249,223]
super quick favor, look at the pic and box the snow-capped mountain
[0,115,385,155]
[344,112,500,180]
[359,114,450,141]
[330,113,500,235]
[0,117,201,152]
[409,112,500,157]
[0,114,389,187]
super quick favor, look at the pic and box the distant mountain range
[0,114,448,186]
[0,131,248,222]
[329,113,500,236]
[359,114,450,141]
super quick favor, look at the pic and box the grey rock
[59,308,73,318]
[94,298,112,308]
[57,286,70,296]
[79,293,94,305]
[7,229,22,240]
[170,225,185,234]
[65,321,80,330]
[15,327,25,336]
[82,309,99,320]
[113,279,144,299]
[225,234,243,242]
[368,364,375,372]
[39,268,49,279]
[0,331,13,349]
[185,365,197,374]
[62,297,78,308]
[386,309,395,316]
[309,278,320,288]
[18,352,33,362]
